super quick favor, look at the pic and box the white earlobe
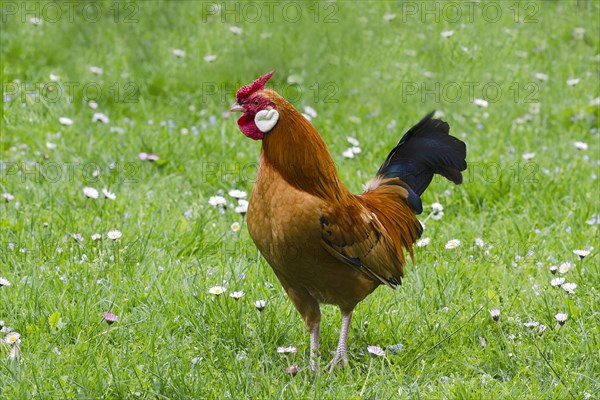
[255,109,279,133]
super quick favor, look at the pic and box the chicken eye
[254,99,260,106]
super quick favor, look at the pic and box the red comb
[236,71,275,102]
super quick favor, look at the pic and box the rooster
[231,71,466,371]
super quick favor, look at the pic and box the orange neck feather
[259,90,346,202]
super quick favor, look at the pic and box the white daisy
[562,282,577,294]
[88,100,98,109]
[572,249,590,259]
[230,291,244,300]
[30,17,42,25]
[342,148,355,158]
[367,345,385,356]
[102,188,116,200]
[555,313,568,325]
[46,141,57,149]
[522,152,536,160]
[89,66,103,75]
[5,332,20,344]
[235,199,249,214]
[231,222,241,232]
[59,117,73,126]
[473,98,488,108]
[549,265,558,274]
[2,193,14,202]
[534,72,549,81]
[71,233,84,242]
[91,233,102,241]
[107,230,122,240]
[277,346,297,354]
[228,189,247,199]
[489,309,500,321]
[229,26,243,35]
[440,30,454,38]
[573,141,588,151]
[92,112,109,123]
[551,277,565,287]
[304,106,318,119]
[351,146,362,154]
[523,321,539,329]
[172,49,186,58]
[0,277,11,287]
[254,300,266,311]
[83,187,99,199]
[431,202,444,213]
[49,74,60,82]
[416,238,430,247]
[559,262,573,274]
[204,54,217,63]
[208,196,226,206]
[475,238,485,247]
[383,13,396,21]
[445,239,460,249]
[566,78,579,87]
[347,137,360,146]
[431,211,444,220]
[208,286,226,296]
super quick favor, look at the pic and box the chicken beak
[230,102,244,112]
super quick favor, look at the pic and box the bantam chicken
[231,71,467,371]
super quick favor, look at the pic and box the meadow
[1,1,599,398]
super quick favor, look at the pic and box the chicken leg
[326,310,353,371]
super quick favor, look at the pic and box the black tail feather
[376,112,467,211]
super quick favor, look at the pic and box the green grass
[1,0,599,398]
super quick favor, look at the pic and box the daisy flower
[445,239,460,249]
[229,291,244,300]
[229,26,243,35]
[103,312,118,325]
[534,72,549,81]
[208,286,226,296]
[172,49,186,58]
[473,98,489,108]
[566,78,579,87]
[228,189,247,199]
[562,283,577,294]
[91,233,102,241]
[523,321,539,329]
[549,265,558,274]
[559,262,573,274]
[204,54,217,63]
[342,148,355,158]
[440,30,454,39]
[489,309,500,322]
[555,313,568,326]
[83,187,99,199]
[208,196,226,206]
[431,202,444,213]
[102,188,116,200]
[89,66,103,75]
[522,152,536,160]
[59,117,74,126]
[0,277,11,287]
[231,222,241,232]
[475,238,485,247]
[107,230,122,240]
[431,211,444,220]
[88,100,98,109]
[573,141,588,151]
[92,112,109,123]
[71,233,85,242]
[5,332,20,344]
[304,106,317,119]
[550,277,565,287]
[2,193,14,202]
[367,345,385,356]
[277,346,297,354]
[347,137,360,146]
[254,300,266,311]
[416,238,430,247]
[50,74,60,82]
[235,199,249,214]
[572,249,590,259]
